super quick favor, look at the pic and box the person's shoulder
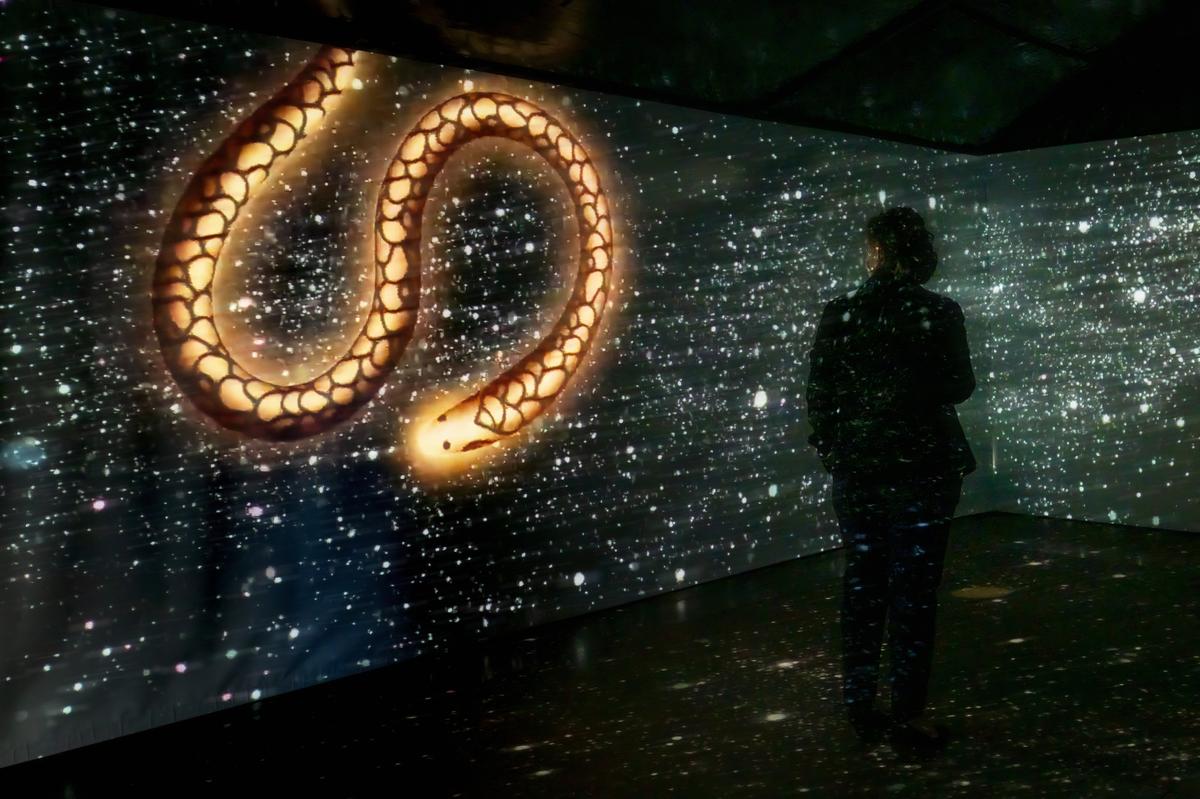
[821,291,851,314]
[906,285,963,317]
[814,293,851,331]
[833,279,878,307]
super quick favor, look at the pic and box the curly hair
[865,206,938,285]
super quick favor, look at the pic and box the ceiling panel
[957,0,1165,55]
[769,7,1086,148]
[80,0,1188,153]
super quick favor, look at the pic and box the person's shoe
[888,716,951,757]
[847,706,891,746]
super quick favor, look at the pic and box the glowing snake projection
[153,46,614,465]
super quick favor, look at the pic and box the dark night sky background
[4,0,1195,765]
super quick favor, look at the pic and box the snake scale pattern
[153,46,615,456]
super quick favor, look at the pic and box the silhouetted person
[804,207,977,753]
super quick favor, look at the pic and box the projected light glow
[1,0,1036,769]
[153,45,615,471]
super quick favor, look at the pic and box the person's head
[863,206,938,285]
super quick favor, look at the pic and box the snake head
[414,398,499,459]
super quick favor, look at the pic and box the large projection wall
[982,137,1200,531]
[0,3,991,761]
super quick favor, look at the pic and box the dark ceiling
[89,0,1200,154]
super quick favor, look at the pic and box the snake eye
[442,440,450,450]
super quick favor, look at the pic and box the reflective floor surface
[5,511,1199,797]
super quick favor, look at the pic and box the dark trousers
[831,470,963,723]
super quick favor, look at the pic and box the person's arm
[805,299,842,465]
[916,300,975,405]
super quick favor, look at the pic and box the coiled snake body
[153,47,614,458]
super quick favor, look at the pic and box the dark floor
[5,511,1200,797]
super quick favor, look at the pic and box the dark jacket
[804,270,977,480]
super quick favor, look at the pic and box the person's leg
[832,476,891,723]
[886,473,962,724]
